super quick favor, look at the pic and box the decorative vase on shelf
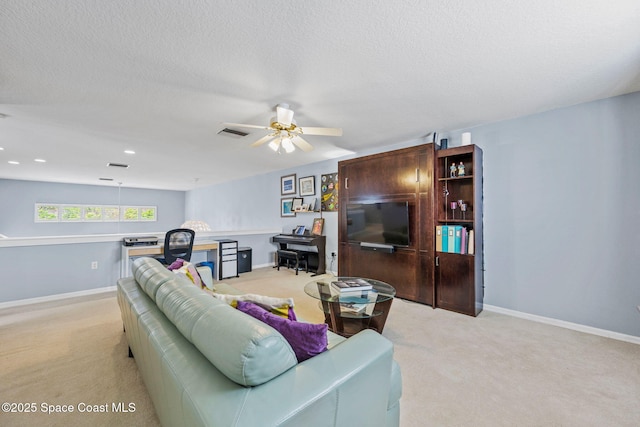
[450,201,457,219]
[459,201,467,220]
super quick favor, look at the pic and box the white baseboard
[484,304,640,345]
[0,286,117,310]
[251,263,337,276]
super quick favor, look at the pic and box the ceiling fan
[223,104,342,153]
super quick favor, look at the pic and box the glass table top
[304,276,396,304]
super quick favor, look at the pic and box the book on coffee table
[331,279,373,293]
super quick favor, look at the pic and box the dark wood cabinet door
[436,252,477,315]
[341,243,418,301]
[418,251,434,305]
[342,148,419,200]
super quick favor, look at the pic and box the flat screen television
[346,202,410,247]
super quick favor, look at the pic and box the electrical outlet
[91,261,98,270]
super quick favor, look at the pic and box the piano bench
[276,250,308,275]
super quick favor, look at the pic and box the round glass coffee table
[304,277,396,337]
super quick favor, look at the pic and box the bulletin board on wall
[320,173,338,212]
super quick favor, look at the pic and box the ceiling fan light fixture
[268,140,280,152]
[276,104,294,126]
[282,137,295,153]
[224,103,341,153]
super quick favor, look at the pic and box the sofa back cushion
[133,257,176,302]
[131,257,298,386]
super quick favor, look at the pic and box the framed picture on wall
[281,198,295,217]
[292,197,304,211]
[299,176,315,196]
[281,174,296,195]
[311,218,325,235]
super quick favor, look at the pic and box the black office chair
[161,228,195,265]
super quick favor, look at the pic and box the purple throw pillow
[167,258,185,271]
[236,301,328,362]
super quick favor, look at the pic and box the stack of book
[435,225,475,255]
[331,279,373,293]
[331,280,377,315]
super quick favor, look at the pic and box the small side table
[304,277,396,337]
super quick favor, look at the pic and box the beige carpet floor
[1,266,639,426]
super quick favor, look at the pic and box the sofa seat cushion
[236,301,328,362]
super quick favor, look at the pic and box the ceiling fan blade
[292,136,314,152]
[298,126,343,136]
[276,104,294,126]
[250,134,277,147]
[222,122,271,130]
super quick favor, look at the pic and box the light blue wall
[0,179,185,237]
[0,242,122,302]
[442,91,640,337]
[0,180,185,302]
[185,161,341,270]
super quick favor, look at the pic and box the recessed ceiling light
[124,150,135,154]
[8,160,19,165]
[34,158,46,163]
[0,147,4,150]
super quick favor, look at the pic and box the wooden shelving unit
[435,145,483,316]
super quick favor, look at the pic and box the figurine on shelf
[457,162,465,176]
[450,162,457,177]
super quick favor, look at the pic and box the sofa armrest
[233,329,397,427]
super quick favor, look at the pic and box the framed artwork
[281,198,295,217]
[321,173,339,212]
[299,175,315,196]
[281,174,296,195]
[292,197,304,211]
[294,225,306,235]
[311,218,325,235]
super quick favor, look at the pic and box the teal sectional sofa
[117,257,402,427]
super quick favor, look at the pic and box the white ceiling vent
[107,162,129,168]
[217,127,249,138]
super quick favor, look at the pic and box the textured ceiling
[1,0,639,190]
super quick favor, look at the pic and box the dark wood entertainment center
[338,143,483,316]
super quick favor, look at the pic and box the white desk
[121,242,219,278]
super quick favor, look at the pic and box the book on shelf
[331,279,373,293]
[454,226,462,253]
[447,225,457,253]
[441,225,449,252]
[460,227,467,255]
[436,225,472,255]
